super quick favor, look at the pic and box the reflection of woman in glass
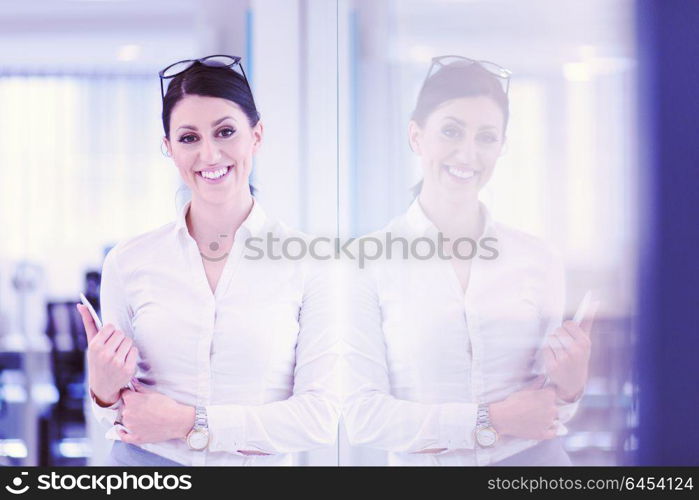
[343,57,595,466]
[77,56,338,466]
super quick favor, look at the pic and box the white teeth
[447,166,475,179]
[200,166,229,179]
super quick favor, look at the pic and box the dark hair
[411,61,509,130]
[410,61,510,197]
[162,61,260,139]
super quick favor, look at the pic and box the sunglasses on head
[158,54,254,103]
[420,55,512,95]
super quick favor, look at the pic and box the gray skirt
[104,441,183,467]
[491,438,573,466]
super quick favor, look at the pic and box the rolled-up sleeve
[89,246,133,435]
[206,257,340,455]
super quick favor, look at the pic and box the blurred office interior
[0,0,697,466]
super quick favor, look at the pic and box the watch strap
[475,402,498,448]
[477,403,491,427]
[194,405,208,430]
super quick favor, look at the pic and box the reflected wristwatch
[474,403,498,448]
[186,406,210,451]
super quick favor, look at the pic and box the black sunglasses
[158,54,255,104]
[420,55,512,95]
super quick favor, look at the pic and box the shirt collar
[174,197,267,239]
[241,197,266,237]
[174,199,190,235]
[405,196,498,239]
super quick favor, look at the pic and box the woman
[77,55,339,466]
[342,56,596,466]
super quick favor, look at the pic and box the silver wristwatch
[186,406,210,451]
[474,403,498,448]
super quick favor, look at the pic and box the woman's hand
[542,301,599,402]
[77,304,138,406]
[116,382,195,445]
[489,376,559,440]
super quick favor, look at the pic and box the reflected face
[164,94,262,204]
[410,95,505,197]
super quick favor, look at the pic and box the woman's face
[409,95,505,198]
[164,94,262,204]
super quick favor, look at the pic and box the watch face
[188,429,209,450]
[476,427,497,447]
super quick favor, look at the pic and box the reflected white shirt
[91,198,339,466]
[342,198,581,466]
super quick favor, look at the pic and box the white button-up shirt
[342,198,581,466]
[91,198,339,466]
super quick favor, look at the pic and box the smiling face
[409,95,505,199]
[163,94,262,204]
